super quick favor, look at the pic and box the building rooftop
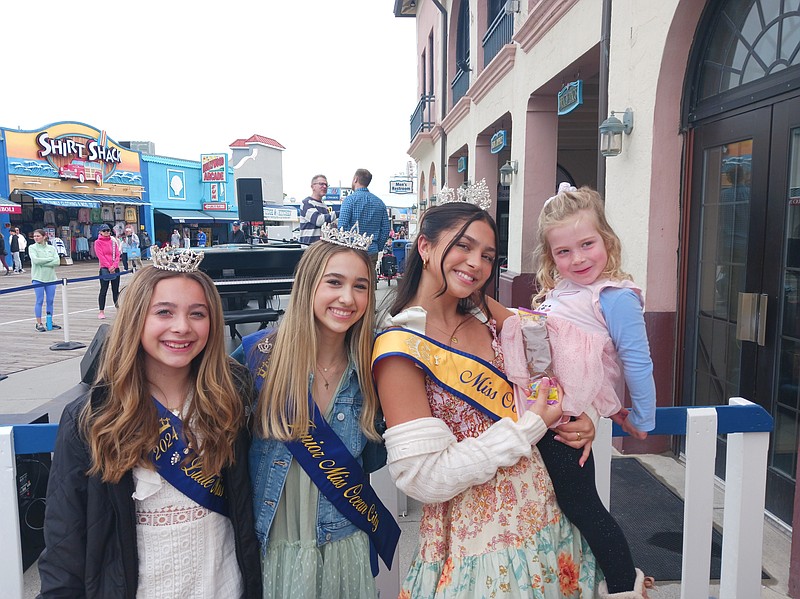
[229,134,286,151]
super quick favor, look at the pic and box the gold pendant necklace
[427,318,467,345]
[316,358,345,390]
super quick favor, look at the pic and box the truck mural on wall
[59,159,103,185]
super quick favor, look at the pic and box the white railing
[1,397,773,599]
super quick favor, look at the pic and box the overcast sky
[2,1,418,205]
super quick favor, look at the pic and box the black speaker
[236,178,264,222]
[80,324,110,385]
[17,413,50,571]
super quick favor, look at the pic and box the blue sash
[243,331,400,575]
[150,399,228,516]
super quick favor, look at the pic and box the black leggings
[537,429,636,593]
[98,271,120,310]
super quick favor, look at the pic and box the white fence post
[719,397,769,599]
[680,408,717,599]
[594,417,613,510]
[0,427,24,599]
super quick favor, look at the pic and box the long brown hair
[390,202,499,317]
[81,266,243,483]
[255,241,380,442]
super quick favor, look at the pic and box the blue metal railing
[410,95,435,142]
[451,68,469,106]
[482,10,514,67]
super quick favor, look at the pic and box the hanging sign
[201,154,227,182]
[558,80,583,116]
[457,156,467,173]
[389,178,414,194]
[490,130,507,154]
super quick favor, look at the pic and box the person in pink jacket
[95,224,121,319]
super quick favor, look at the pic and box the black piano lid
[195,243,306,279]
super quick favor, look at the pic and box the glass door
[686,99,800,523]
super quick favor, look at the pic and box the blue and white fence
[0,398,774,599]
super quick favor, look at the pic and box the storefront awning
[204,210,239,222]
[0,197,21,214]
[20,190,149,208]
[155,208,216,224]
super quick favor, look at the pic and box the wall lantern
[499,160,518,187]
[598,108,634,157]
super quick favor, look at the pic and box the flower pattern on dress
[558,552,580,595]
[400,316,600,598]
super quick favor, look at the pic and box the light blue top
[599,287,657,431]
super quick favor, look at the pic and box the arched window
[456,0,470,72]
[695,0,800,103]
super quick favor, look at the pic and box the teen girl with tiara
[238,224,399,599]
[504,182,656,598]
[38,250,261,598]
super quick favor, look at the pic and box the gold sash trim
[372,328,517,422]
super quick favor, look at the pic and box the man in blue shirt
[196,229,207,247]
[338,168,390,272]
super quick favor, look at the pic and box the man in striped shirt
[338,169,390,272]
[298,174,336,244]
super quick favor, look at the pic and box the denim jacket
[236,333,386,551]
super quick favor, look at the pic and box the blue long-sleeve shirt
[599,287,657,432]
[338,188,390,254]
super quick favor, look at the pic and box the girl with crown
[234,224,398,599]
[372,187,602,598]
[37,254,262,598]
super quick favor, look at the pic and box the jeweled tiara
[437,178,492,211]
[320,222,373,251]
[151,247,205,272]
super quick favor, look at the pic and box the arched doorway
[683,0,800,523]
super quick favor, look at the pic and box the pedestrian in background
[298,174,336,244]
[37,261,262,598]
[95,224,120,320]
[170,228,181,247]
[338,168,390,273]
[231,221,247,244]
[29,229,61,332]
[9,227,24,273]
[0,230,9,275]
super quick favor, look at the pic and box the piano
[196,242,305,309]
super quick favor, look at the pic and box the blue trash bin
[392,240,409,273]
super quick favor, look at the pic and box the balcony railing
[410,94,435,142]
[451,68,469,106]
[482,10,514,67]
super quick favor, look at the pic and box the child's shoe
[35,323,46,332]
[98,311,106,320]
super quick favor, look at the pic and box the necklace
[426,317,468,345]
[316,357,346,390]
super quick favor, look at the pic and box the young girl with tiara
[37,250,262,598]
[504,182,656,598]
[237,224,399,599]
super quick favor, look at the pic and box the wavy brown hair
[254,241,380,442]
[533,185,630,306]
[80,266,243,483]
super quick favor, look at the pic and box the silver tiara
[437,178,492,211]
[320,222,373,251]
[151,247,205,272]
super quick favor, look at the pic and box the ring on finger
[576,431,582,442]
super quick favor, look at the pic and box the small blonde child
[505,183,656,598]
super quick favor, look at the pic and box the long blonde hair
[533,186,630,305]
[255,241,380,442]
[81,266,243,483]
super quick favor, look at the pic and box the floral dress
[400,318,600,598]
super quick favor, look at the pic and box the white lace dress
[132,465,243,598]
